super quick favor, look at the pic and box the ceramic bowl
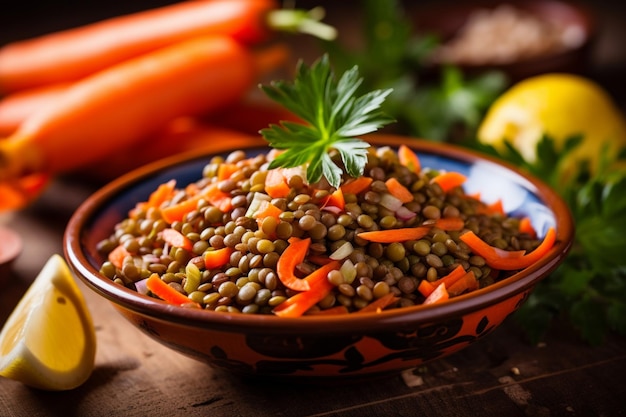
[412,0,596,81]
[63,134,574,380]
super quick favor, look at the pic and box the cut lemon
[0,254,96,390]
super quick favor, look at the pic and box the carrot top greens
[259,54,394,188]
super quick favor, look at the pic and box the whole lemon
[477,73,626,176]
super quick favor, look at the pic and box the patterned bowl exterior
[64,134,574,379]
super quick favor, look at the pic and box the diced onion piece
[330,241,353,260]
[379,193,403,211]
[340,259,357,284]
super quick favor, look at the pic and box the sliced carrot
[264,168,291,198]
[131,179,177,218]
[385,177,413,203]
[340,176,373,195]
[323,187,345,210]
[355,293,399,314]
[447,271,479,296]
[108,244,131,270]
[161,183,232,224]
[161,228,193,252]
[357,226,431,243]
[203,247,234,269]
[433,217,465,231]
[276,237,312,291]
[431,171,467,193]
[217,163,239,181]
[519,217,537,238]
[426,264,467,296]
[460,227,556,270]
[146,273,200,307]
[273,261,341,317]
[418,279,436,298]
[398,144,420,173]
[423,283,449,305]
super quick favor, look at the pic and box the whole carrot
[0,0,277,92]
[0,35,256,181]
[0,83,69,135]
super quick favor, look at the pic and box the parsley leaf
[259,54,394,188]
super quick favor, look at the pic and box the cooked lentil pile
[97,146,543,316]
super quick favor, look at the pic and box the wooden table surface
[1,1,626,416]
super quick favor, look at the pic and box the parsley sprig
[260,54,394,188]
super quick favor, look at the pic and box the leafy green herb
[474,136,626,345]
[259,54,394,188]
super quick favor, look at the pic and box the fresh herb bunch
[475,136,626,344]
[320,0,507,143]
[260,54,394,188]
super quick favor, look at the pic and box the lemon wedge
[0,254,96,390]
[478,73,626,176]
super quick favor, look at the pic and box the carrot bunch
[0,0,325,210]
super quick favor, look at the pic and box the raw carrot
[519,217,537,238]
[417,279,435,298]
[423,283,449,305]
[447,271,479,296]
[108,244,131,270]
[0,83,69,135]
[385,177,413,203]
[130,179,177,218]
[0,35,257,182]
[264,168,291,198]
[276,237,312,291]
[460,227,557,270]
[146,273,200,307]
[161,228,194,252]
[161,182,232,224]
[0,0,278,92]
[340,176,373,195]
[398,144,420,173]
[421,264,467,297]
[432,217,465,231]
[204,247,234,269]
[218,163,239,182]
[355,293,399,314]
[357,226,431,243]
[253,200,283,229]
[431,171,467,193]
[322,188,345,210]
[273,260,341,317]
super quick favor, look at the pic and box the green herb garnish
[259,54,394,188]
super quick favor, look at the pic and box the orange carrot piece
[161,228,194,251]
[146,273,199,307]
[355,293,399,314]
[276,237,312,291]
[385,177,413,203]
[203,247,234,269]
[487,199,505,215]
[253,200,283,230]
[161,195,201,224]
[447,271,479,297]
[357,226,431,243]
[398,144,420,173]
[433,217,465,231]
[418,279,436,298]
[431,171,467,193]
[427,265,467,295]
[218,163,239,181]
[323,188,345,210]
[0,35,256,182]
[340,176,373,195]
[423,283,449,305]
[0,0,277,92]
[519,217,537,238]
[264,168,291,198]
[273,261,341,317]
[108,244,131,270]
[460,227,556,270]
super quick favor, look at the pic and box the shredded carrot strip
[203,247,233,269]
[431,171,467,192]
[519,217,537,238]
[433,217,465,231]
[460,227,556,270]
[146,273,199,307]
[161,228,193,251]
[276,237,312,291]
[108,244,131,270]
[355,293,399,314]
[423,283,449,305]
[340,177,373,195]
[357,226,431,243]
[398,144,421,173]
[447,271,479,296]
[385,177,414,203]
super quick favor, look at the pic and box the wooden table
[2,180,626,417]
[1,1,626,415]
